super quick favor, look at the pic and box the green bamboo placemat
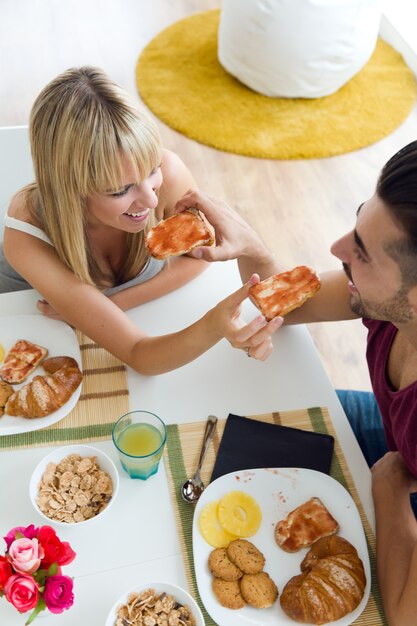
[164,407,387,626]
[0,331,130,450]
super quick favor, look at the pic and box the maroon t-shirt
[364,318,417,476]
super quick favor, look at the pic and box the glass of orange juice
[112,411,167,479]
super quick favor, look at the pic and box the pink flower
[4,574,39,612]
[8,538,44,575]
[38,526,76,569]
[0,555,13,590]
[4,525,39,551]
[43,575,74,614]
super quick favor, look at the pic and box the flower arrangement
[0,524,76,624]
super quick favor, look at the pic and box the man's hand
[175,190,271,263]
[371,451,417,626]
[372,451,417,497]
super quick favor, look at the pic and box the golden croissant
[280,535,366,624]
[5,356,82,419]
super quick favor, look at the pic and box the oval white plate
[193,467,371,626]
[0,315,82,435]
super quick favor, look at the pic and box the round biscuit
[212,578,246,610]
[227,539,265,574]
[208,548,243,581]
[240,572,279,608]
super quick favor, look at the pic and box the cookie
[226,539,265,574]
[240,572,279,608]
[208,548,243,581]
[212,578,246,610]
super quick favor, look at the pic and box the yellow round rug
[136,10,416,159]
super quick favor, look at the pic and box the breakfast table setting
[0,259,387,625]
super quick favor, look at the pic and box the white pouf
[218,0,382,98]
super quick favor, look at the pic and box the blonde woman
[1,67,281,373]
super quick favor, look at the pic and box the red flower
[37,526,76,568]
[4,574,39,613]
[4,525,39,551]
[0,555,13,590]
[2,523,76,623]
[43,575,74,614]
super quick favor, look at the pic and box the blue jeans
[336,389,388,467]
[336,389,417,517]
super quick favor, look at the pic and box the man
[176,141,417,626]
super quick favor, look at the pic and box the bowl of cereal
[105,582,205,626]
[29,444,119,527]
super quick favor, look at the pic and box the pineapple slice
[198,500,237,547]
[218,491,262,537]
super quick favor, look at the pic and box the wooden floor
[2,0,417,391]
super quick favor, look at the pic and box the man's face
[331,194,416,324]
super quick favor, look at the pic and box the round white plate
[193,467,371,626]
[0,315,82,435]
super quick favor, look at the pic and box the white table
[0,261,373,625]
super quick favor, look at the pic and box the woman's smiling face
[86,156,163,233]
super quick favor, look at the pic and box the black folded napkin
[210,413,334,482]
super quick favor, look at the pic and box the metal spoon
[181,415,218,503]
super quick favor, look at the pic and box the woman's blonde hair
[28,66,162,287]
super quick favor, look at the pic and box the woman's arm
[37,255,207,316]
[109,256,208,311]
[128,277,282,374]
[372,452,417,626]
[158,149,199,218]
[4,230,281,374]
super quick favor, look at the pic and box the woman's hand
[37,299,67,322]
[209,274,283,360]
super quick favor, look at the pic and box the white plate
[0,315,82,435]
[105,582,205,626]
[193,468,371,626]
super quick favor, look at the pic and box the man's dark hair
[377,141,417,286]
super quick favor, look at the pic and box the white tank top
[4,214,53,245]
[4,214,165,293]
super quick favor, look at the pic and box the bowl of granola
[105,582,205,626]
[29,444,119,527]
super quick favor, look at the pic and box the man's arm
[175,190,278,280]
[372,452,417,626]
[175,190,358,323]
[283,270,358,324]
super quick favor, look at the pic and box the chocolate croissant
[280,535,366,624]
[5,356,82,419]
